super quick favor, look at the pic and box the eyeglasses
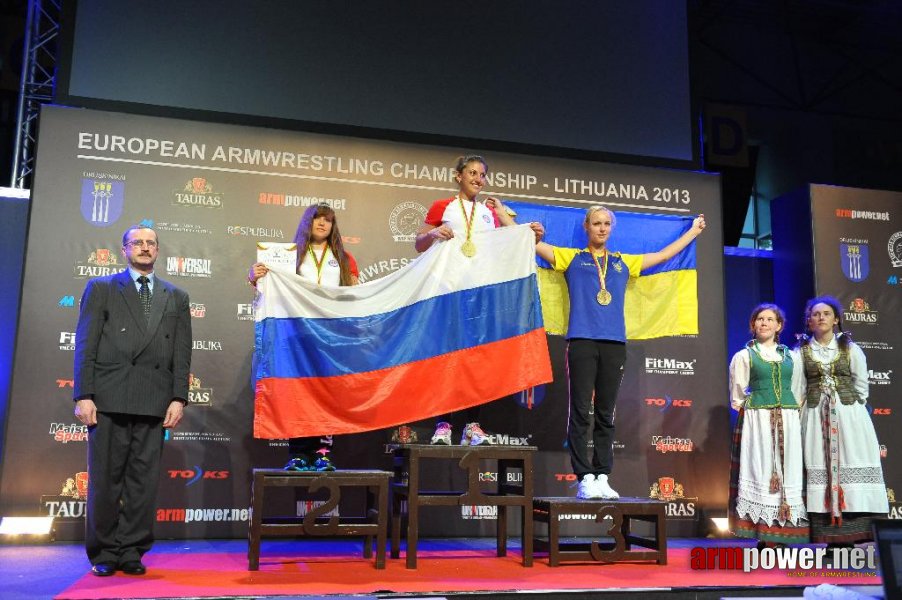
[125,239,158,249]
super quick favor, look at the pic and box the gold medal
[461,239,477,257]
[596,289,612,305]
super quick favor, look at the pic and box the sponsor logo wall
[811,185,902,508]
[0,106,727,538]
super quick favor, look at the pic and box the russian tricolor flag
[253,224,553,438]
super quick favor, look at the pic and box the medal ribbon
[592,249,609,295]
[457,195,478,245]
[308,244,330,285]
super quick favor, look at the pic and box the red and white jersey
[297,246,358,285]
[424,196,500,235]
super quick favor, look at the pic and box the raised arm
[536,241,556,267]
[640,214,706,271]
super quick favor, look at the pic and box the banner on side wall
[808,185,902,516]
[0,105,726,538]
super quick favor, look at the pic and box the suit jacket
[73,269,192,417]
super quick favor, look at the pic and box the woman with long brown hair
[249,203,359,470]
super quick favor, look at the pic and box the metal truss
[10,0,62,189]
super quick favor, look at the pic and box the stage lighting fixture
[0,516,55,541]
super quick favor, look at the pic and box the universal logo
[80,173,125,227]
[644,357,696,376]
[173,177,223,208]
[389,201,428,243]
[166,256,212,278]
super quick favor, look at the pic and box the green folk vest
[745,344,799,409]
[801,343,862,407]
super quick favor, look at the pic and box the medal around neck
[461,239,477,257]
[596,289,612,305]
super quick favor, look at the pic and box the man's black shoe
[91,562,117,577]
[119,560,147,575]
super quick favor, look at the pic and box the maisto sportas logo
[844,298,878,324]
[166,256,212,278]
[173,177,223,208]
[839,240,869,282]
[190,302,206,318]
[644,357,696,376]
[651,436,694,453]
[49,423,88,443]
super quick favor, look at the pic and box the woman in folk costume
[797,296,887,548]
[728,303,808,547]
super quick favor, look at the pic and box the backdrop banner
[0,106,726,538]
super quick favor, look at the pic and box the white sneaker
[577,474,599,499]
[430,421,452,445]
[595,474,620,499]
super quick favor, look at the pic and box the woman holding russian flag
[412,154,544,446]
[534,206,705,500]
[248,203,359,470]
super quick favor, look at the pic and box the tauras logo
[644,357,696,375]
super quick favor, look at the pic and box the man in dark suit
[73,224,192,577]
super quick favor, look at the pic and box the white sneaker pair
[576,474,620,500]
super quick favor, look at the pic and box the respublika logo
[844,298,878,324]
[192,339,223,351]
[690,546,876,573]
[645,395,693,412]
[258,193,346,210]
[166,257,212,278]
[840,240,869,282]
[80,175,125,226]
[167,467,230,486]
[644,357,696,376]
[227,225,285,238]
[389,201,428,243]
[173,177,223,208]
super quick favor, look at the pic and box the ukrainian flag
[506,201,699,340]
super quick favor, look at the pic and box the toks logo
[645,395,692,412]
[168,466,230,486]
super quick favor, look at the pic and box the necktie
[137,276,151,320]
